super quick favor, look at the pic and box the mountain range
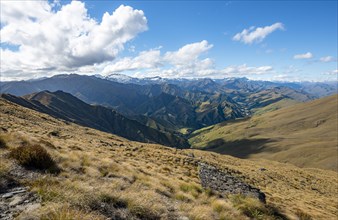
[1,74,337,169]
[1,74,331,133]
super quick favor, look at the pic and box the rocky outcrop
[0,155,42,220]
[0,181,41,220]
[198,163,266,203]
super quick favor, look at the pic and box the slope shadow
[204,138,273,159]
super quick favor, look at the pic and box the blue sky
[0,0,337,81]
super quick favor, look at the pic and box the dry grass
[0,97,337,219]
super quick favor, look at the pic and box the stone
[187,153,195,158]
[24,203,41,212]
[177,216,189,220]
[198,163,266,203]
[9,196,24,207]
[11,189,27,195]
[2,193,14,199]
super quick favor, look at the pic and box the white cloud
[102,49,162,74]
[293,52,313,59]
[164,40,213,65]
[233,22,284,44]
[221,64,273,75]
[0,1,148,80]
[100,39,273,79]
[102,40,215,77]
[319,56,335,62]
[136,63,273,79]
[323,69,338,75]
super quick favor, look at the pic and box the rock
[259,168,267,172]
[177,216,189,220]
[0,184,40,220]
[24,203,41,212]
[11,189,27,195]
[9,196,24,207]
[198,163,266,203]
[187,153,195,158]
[2,193,14,199]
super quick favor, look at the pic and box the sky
[0,0,337,82]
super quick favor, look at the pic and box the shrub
[10,144,59,173]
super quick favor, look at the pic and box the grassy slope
[252,98,300,116]
[0,98,337,219]
[190,95,338,171]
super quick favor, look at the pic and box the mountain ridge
[1,91,189,149]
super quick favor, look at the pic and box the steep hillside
[0,74,149,114]
[136,93,198,130]
[0,98,337,219]
[190,95,338,171]
[1,91,189,149]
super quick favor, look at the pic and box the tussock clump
[230,195,287,220]
[0,136,7,149]
[10,144,59,173]
[48,130,60,137]
[175,193,191,202]
[179,182,203,198]
[89,193,128,210]
[295,209,312,220]
[85,193,129,218]
[40,204,103,220]
[127,202,162,220]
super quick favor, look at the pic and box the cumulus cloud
[0,2,276,81]
[0,1,148,79]
[102,50,162,74]
[319,56,335,62]
[293,52,313,59]
[101,39,274,78]
[102,40,215,77]
[233,22,284,44]
[164,40,213,65]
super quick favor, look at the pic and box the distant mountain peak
[104,73,135,83]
